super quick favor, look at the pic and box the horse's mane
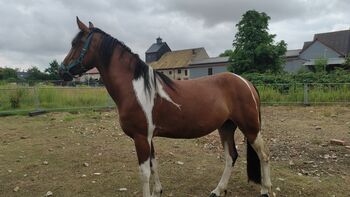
[83,28,175,92]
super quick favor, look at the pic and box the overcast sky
[0,0,349,70]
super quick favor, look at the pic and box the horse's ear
[89,21,94,29]
[76,16,88,32]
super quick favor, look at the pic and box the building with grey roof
[284,29,350,72]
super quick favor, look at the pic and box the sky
[0,0,350,71]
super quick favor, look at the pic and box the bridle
[59,30,95,81]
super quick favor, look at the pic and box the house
[76,67,101,83]
[284,29,350,72]
[146,38,230,79]
[189,56,230,79]
[145,37,171,63]
[16,71,29,79]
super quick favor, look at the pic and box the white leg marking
[233,74,259,124]
[252,133,272,195]
[140,158,151,197]
[211,142,233,196]
[151,157,162,196]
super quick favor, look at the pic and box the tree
[343,55,350,70]
[45,60,60,80]
[27,66,49,81]
[219,49,234,57]
[314,58,328,73]
[228,10,287,74]
[0,67,18,81]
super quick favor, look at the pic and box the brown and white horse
[59,18,272,197]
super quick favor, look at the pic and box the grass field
[0,106,349,196]
[1,83,350,115]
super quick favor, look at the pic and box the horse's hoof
[260,194,269,197]
[209,190,227,197]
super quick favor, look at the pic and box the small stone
[289,160,295,166]
[278,178,285,181]
[176,161,184,165]
[43,161,49,165]
[81,174,87,178]
[303,161,314,164]
[93,172,101,176]
[23,174,28,177]
[91,180,96,184]
[8,169,12,173]
[45,191,53,196]
[297,173,303,176]
[315,126,322,130]
[346,146,350,149]
[276,187,281,192]
[13,186,20,192]
[330,139,345,146]
[119,188,127,191]
[83,162,89,167]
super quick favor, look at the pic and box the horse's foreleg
[134,135,152,197]
[210,121,238,197]
[150,142,163,196]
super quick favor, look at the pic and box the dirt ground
[0,106,349,197]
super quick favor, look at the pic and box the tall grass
[0,85,112,112]
[256,83,350,104]
[0,83,349,114]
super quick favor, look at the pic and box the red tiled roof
[86,67,99,74]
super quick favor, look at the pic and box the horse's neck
[96,55,138,107]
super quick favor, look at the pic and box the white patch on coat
[132,67,180,143]
[233,74,259,124]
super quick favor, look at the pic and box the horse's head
[59,17,97,81]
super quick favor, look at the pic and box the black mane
[89,28,175,92]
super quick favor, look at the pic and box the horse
[59,17,272,197]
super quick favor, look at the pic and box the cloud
[0,0,349,70]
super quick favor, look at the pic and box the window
[185,69,188,76]
[208,68,213,75]
[169,71,172,75]
[178,69,181,74]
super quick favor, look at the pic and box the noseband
[59,30,94,81]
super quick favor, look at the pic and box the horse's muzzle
[59,64,74,81]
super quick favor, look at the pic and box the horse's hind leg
[246,131,272,196]
[210,120,238,197]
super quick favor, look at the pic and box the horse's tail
[247,84,262,184]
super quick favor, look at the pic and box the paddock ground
[0,106,349,197]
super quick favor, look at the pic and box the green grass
[257,83,350,104]
[1,83,350,114]
[0,85,113,113]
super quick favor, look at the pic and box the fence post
[303,83,309,106]
[33,87,41,111]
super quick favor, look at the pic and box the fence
[257,83,350,105]
[0,83,349,115]
[0,86,115,115]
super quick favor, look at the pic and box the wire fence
[0,83,349,115]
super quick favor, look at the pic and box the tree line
[0,60,60,82]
